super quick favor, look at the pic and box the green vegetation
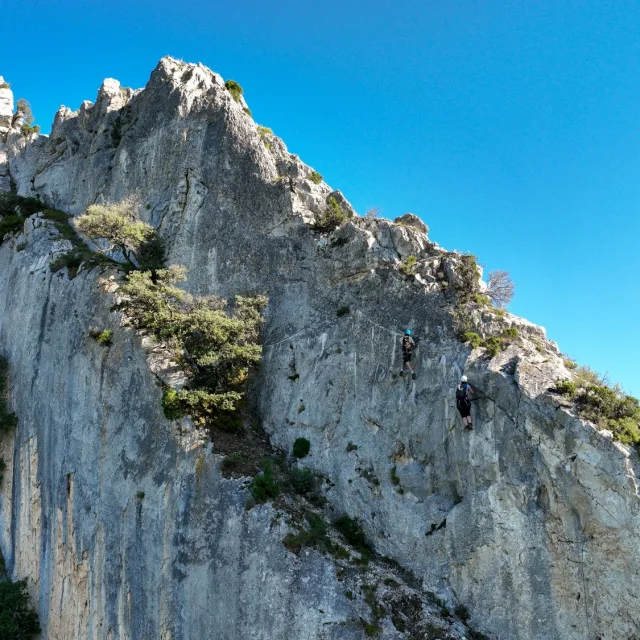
[248,458,280,502]
[117,266,266,431]
[460,326,519,358]
[336,306,350,317]
[257,126,273,149]
[312,196,346,233]
[282,513,330,554]
[0,82,10,89]
[334,514,370,561]
[553,380,576,396]
[289,466,314,494]
[16,98,40,137]
[461,332,483,349]
[484,336,502,358]
[0,577,41,639]
[0,358,18,435]
[552,366,640,448]
[400,255,417,276]
[75,197,164,270]
[563,358,578,370]
[0,194,44,244]
[0,458,6,486]
[345,442,357,453]
[309,171,323,185]
[455,253,481,298]
[90,330,113,346]
[136,491,145,500]
[292,437,310,459]
[389,466,400,486]
[473,293,491,306]
[225,79,243,102]
[243,107,252,117]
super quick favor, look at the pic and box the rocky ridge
[0,57,638,639]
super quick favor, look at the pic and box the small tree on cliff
[0,576,41,639]
[75,196,164,270]
[15,98,39,136]
[117,266,267,430]
[486,270,515,308]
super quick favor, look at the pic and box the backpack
[456,383,469,402]
[402,335,413,353]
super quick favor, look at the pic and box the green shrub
[0,193,43,218]
[282,514,330,554]
[553,380,576,396]
[563,358,578,370]
[292,437,310,459]
[118,267,266,430]
[502,327,519,339]
[243,107,252,117]
[136,491,145,500]
[400,255,417,276]
[336,306,350,317]
[334,514,369,555]
[221,451,245,473]
[0,82,10,89]
[225,79,243,102]
[0,577,40,638]
[162,389,186,420]
[484,336,502,358]
[92,330,113,346]
[257,125,272,138]
[0,458,6,485]
[75,197,163,268]
[389,466,400,486]
[312,197,346,233]
[0,215,24,240]
[309,171,323,185]
[456,254,481,297]
[249,463,280,502]
[289,466,314,494]
[473,293,491,306]
[0,358,18,435]
[345,442,357,452]
[461,332,483,349]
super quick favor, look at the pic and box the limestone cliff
[0,58,638,639]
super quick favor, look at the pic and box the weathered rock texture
[0,58,639,639]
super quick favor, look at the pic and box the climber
[456,375,473,429]
[399,329,417,380]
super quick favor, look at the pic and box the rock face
[0,76,13,191]
[0,58,639,639]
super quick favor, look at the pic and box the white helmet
[460,375,468,382]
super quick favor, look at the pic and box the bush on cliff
[75,197,164,270]
[0,358,18,435]
[117,266,266,430]
[553,366,640,448]
[0,576,40,639]
[312,196,346,233]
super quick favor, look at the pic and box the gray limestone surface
[0,58,639,639]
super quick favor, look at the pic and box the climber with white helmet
[399,329,417,380]
[456,375,474,429]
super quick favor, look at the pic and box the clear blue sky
[2,0,639,395]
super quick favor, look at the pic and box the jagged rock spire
[0,76,14,191]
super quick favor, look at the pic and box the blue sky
[2,0,639,395]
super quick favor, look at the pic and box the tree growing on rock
[15,98,39,135]
[117,266,267,430]
[487,270,515,308]
[75,196,164,270]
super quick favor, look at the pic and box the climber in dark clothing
[456,375,473,429]
[399,329,417,380]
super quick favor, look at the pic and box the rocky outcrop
[1,58,639,639]
[0,76,13,191]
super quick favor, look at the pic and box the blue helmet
[405,329,412,335]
